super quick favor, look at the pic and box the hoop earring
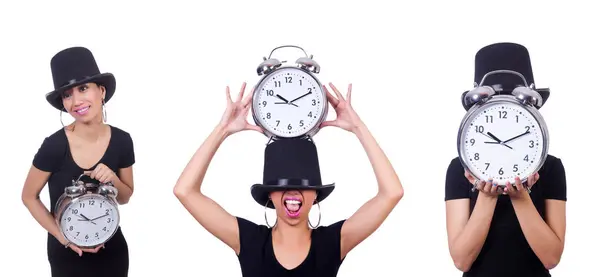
[102,99,107,123]
[308,201,322,229]
[264,199,277,228]
[60,109,65,128]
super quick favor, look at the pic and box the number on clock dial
[60,195,118,247]
[254,68,324,137]
[462,104,544,183]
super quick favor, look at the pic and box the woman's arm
[112,167,134,204]
[445,191,497,272]
[339,121,404,259]
[173,83,260,255]
[173,126,240,253]
[21,166,68,245]
[511,194,566,269]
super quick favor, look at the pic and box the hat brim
[461,88,550,111]
[251,183,335,209]
[45,73,116,111]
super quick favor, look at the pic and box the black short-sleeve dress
[32,125,135,277]
[236,217,347,277]
[445,154,567,277]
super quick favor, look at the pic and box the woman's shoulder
[109,125,133,140]
[539,154,564,175]
[39,128,68,148]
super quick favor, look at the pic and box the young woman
[21,47,135,277]
[444,43,567,277]
[174,82,404,276]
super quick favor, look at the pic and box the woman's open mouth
[283,197,302,218]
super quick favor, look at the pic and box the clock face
[59,194,119,247]
[253,67,326,138]
[459,101,546,185]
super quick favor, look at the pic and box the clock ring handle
[267,45,310,60]
[72,173,87,186]
[478,70,530,88]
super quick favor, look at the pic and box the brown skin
[269,189,318,269]
[22,83,135,257]
[446,171,566,272]
[174,82,404,271]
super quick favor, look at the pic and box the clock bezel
[251,66,328,140]
[457,95,550,187]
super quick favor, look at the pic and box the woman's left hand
[84,163,117,184]
[505,172,540,199]
[321,83,364,133]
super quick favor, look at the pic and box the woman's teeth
[285,199,301,212]
[75,106,89,115]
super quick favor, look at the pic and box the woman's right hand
[59,237,103,256]
[218,82,263,136]
[464,170,502,198]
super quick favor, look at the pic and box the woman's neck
[69,120,107,142]
[272,221,312,244]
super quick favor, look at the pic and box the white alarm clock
[54,174,120,248]
[252,45,328,140]
[457,70,549,189]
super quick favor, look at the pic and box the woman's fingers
[324,86,340,107]
[320,120,338,128]
[242,86,255,107]
[225,86,233,104]
[329,83,345,100]
[346,83,353,103]
[245,123,263,132]
[237,82,247,103]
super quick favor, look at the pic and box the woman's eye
[79,85,88,92]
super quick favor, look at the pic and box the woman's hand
[506,172,540,199]
[60,237,104,256]
[218,82,262,136]
[321,83,364,133]
[464,170,501,198]
[84,163,116,184]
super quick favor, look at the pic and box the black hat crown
[45,46,116,111]
[262,138,323,186]
[461,42,550,111]
[250,138,336,208]
[474,42,535,90]
[51,47,102,90]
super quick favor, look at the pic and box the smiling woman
[21,47,135,277]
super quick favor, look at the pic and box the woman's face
[270,189,317,227]
[61,83,105,124]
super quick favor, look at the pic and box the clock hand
[77,214,97,225]
[486,132,502,143]
[274,94,299,107]
[89,214,110,221]
[502,130,531,144]
[274,101,299,107]
[484,141,513,149]
[275,94,289,102]
[483,132,513,149]
[289,91,312,103]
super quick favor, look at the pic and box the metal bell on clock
[65,184,86,197]
[463,84,497,108]
[98,183,118,198]
[511,85,544,109]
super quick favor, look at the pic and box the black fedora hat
[46,47,116,111]
[251,138,335,209]
[461,42,550,110]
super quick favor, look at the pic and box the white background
[0,0,598,276]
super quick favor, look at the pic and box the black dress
[445,155,567,277]
[236,217,347,277]
[32,125,135,277]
